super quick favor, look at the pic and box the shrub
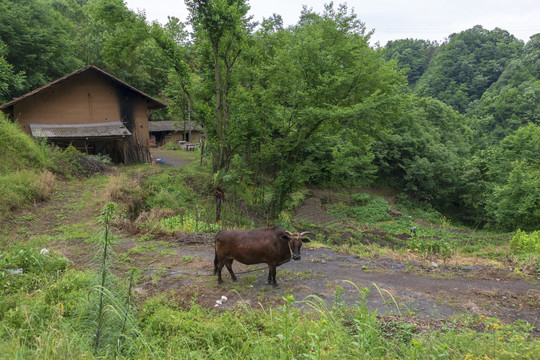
[510,229,540,254]
[349,198,391,223]
[351,192,371,205]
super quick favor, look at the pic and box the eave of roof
[30,121,131,138]
[0,65,167,111]
[149,120,202,132]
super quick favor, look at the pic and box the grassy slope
[0,117,59,216]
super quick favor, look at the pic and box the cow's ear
[301,238,310,243]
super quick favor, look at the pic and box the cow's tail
[213,248,218,275]
[213,235,219,275]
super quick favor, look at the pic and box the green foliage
[0,40,25,102]
[0,0,83,95]
[1,240,538,359]
[0,118,54,173]
[482,124,540,230]
[468,34,540,148]
[0,0,536,231]
[0,118,98,215]
[159,213,221,233]
[414,25,523,113]
[0,118,56,214]
[144,168,199,212]
[510,229,540,254]
[349,198,392,224]
[408,236,453,258]
[394,193,443,223]
[351,192,371,205]
[382,38,438,86]
[373,95,473,216]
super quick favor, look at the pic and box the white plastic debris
[7,269,23,275]
[40,248,50,255]
[431,262,438,268]
[215,300,223,306]
[221,296,228,303]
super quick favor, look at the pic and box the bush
[351,192,371,205]
[348,198,392,223]
[510,229,540,254]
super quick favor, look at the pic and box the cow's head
[285,231,311,260]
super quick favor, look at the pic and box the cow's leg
[217,259,226,284]
[225,259,237,282]
[268,264,278,287]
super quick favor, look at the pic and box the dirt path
[124,239,538,335]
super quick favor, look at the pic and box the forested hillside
[1,0,538,231]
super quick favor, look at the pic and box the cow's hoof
[218,280,223,284]
[232,278,238,282]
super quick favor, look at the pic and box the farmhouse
[0,65,166,164]
[149,120,203,147]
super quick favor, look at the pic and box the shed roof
[0,65,167,111]
[149,121,202,132]
[30,122,131,138]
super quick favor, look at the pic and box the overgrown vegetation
[0,115,106,217]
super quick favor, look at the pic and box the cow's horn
[300,231,311,236]
[285,231,292,235]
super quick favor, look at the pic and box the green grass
[0,116,99,216]
[53,222,95,242]
[1,253,537,360]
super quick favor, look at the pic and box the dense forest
[1,0,539,231]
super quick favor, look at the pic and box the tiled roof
[30,122,131,138]
[149,121,202,132]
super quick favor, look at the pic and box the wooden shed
[0,65,166,164]
[149,120,203,147]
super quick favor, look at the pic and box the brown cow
[214,226,311,286]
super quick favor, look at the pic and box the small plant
[277,295,297,358]
[182,255,194,263]
[92,202,117,352]
[332,286,346,315]
[408,236,453,258]
[159,212,221,233]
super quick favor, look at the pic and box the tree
[372,95,473,215]
[468,34,540,148]
[481,124,540,230]
[415,26,523,113]
[0,40,25,103]
[0,0,83,95]
[186,0,251,173]
[382,38,438,87]
[228,3,406,216]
